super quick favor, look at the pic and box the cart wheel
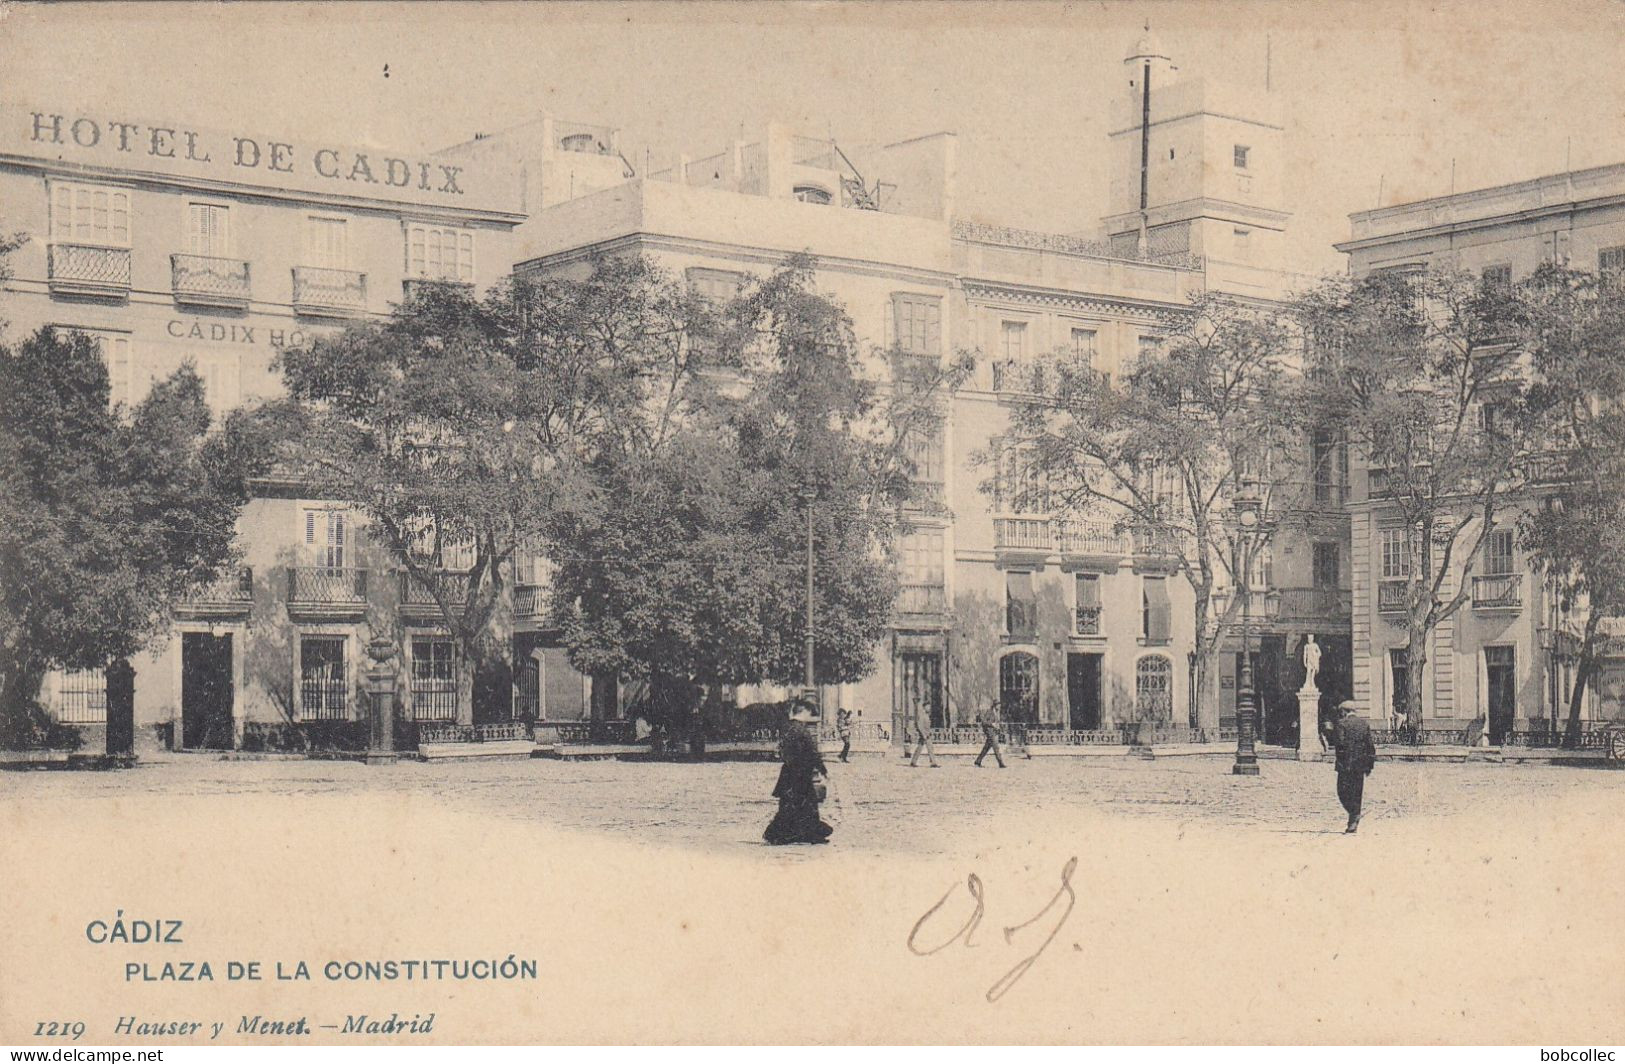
[1609,730,1625,763]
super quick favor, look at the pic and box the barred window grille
[1135,655,1173,722]
[58,668,107,724]
[298,637,347,721]
[410,637,458,721]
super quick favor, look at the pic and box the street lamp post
[1233,493,1262,777]
[800,488,817,714]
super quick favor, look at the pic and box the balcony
[402,277,475,302]
[512,584,556,627]
[904,479,946,512]
[1131,526,1180,569]
[990,360,1051,397]
[292,266,367,317]
[399,570,468,622]
[993,515,1052,568]
[1056,517,1126,568]
[171,254,251,309]
[891,351,941,382]
[1521,450,1575,487]
[1274,586,1353,625]
[1472,573,1523,611]
[896,584,948,617]
[285,566,368,621]
[48,244,131,298]
[175,566,254,620]
[1377,579,1409,614]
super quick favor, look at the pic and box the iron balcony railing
[1472,573,1523,610]
[513,584,551,620]
[1055,517,1126,556]
[897,584,947,614]
[1377,579,1409,613]
[403,277,474,302]
[48,244,131,295]
[990,359,1050,396]
[399,570,467,612]
[1274,586,1353,622]
[292,266,367,315]
[1132,526,1181,558]
[171,253,251,306]
[286,566,368,604]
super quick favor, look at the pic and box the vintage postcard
[3,0,1625,1048]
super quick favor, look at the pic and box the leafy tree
[1515,265,1625,744]
[993,293,1305,728]
[0,328,261,744]
[271,257,714,720]
[545,260,966,741]
[1300,269,1535,731]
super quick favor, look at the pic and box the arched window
[1135,655,1173,723]
[793,185,832,205]
[999,651,1039,724]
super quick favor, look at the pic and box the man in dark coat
[764,701,833,845]
[974,700,1006,768]
[1333,699,1377,834]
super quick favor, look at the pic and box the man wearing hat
[1333,699,1377,833]
[763,699,834,845]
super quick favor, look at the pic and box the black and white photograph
[2,0,1624,1048]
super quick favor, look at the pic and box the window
[900,529,945,586]
[1005,571,1037,640]
[1233,228,1251,260]
[1142,576,1171,643]
[58,667,107,724]
[1313,542,1340,589]
[1070,327,1097,366]
[404,223,474,282]
[686,267,745,304]
[1600,247,1625,290]
[1233,145,1250,169]
[792,185,832,205]
[298,636,347,721]
[1312,429,1344,503]
[1135,655,1173,722]
[61,328,133,406]
[1481,264,1512,291]
[994,442,1047,513]
[1380,528,1411,580]
[50,183,130,246]
[186,204,230,257]
[306,216,348,269]
[1074,573,1101,635]
[410,636,458,721]
[1249,545,1273,591]
[303,509,348,569]
[1485,529,1516,576]
[1137,335,1160,361]
[892,295,942,356]
[999,321,1028,362]
[998,651,1039,724]
[902,424,945,485]
[193,353,240,417]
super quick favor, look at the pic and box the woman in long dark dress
[763,702,833,845]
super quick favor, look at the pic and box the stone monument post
[1297,635,1322,761]
[363,636,400,766]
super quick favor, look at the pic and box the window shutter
[884,298,896,349]
[304,510,317,545]
[925,301,941,355]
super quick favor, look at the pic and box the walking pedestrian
[974,700,1006,768]
[763,700,833,845]
[908,705,940,768]
[1333,699,1377,834]
[836,706,853,763]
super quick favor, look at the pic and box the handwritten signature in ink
[906,856,1078,1003]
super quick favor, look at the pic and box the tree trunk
[1405,620,1427,732]
[1563,613,1603,749]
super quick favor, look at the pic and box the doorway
[1486,645,1516,744]
[1067,653,1102,731]
[898,652,944,736]
[181,632,234,749]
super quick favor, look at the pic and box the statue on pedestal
[1301,634,1322,694]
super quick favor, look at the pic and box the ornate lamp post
[1232,485,1262,777]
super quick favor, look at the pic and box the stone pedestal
[363,636,400,766]
[1296,684,1321,761]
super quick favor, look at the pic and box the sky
[3,0,1624,275]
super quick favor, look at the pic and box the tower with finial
[1102,27,1291,278]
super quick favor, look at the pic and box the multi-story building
[1335,163,1625,738]
[452,32,1334,746]
[0,99,526,750]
